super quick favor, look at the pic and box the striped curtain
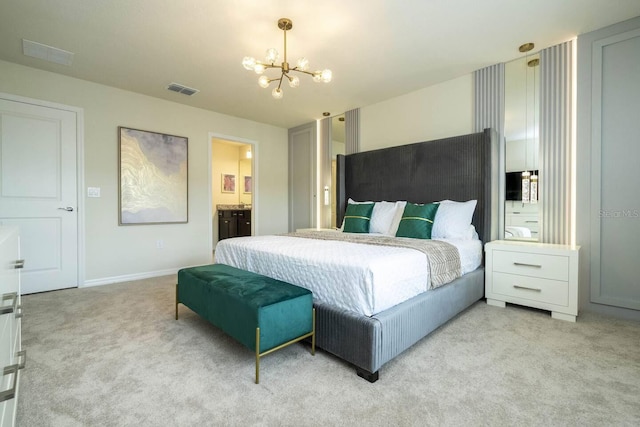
[474,63,505,239]
[539,40,574,244]
[345,108,360,154]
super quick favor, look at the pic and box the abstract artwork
[118,127,188,225]
[244,176,252,194]
[222,174,236,193]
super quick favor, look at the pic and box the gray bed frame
[314,128,499,382]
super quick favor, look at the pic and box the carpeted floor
[16,275,640,426]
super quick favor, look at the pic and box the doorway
[210,135,256,252]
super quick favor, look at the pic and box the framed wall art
[118,126,188,225]
[222,174,236,193]
[244,176,252,194]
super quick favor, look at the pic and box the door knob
[57,207,74,212]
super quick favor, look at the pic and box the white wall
[360,75,474,151]
[0,59,288,284]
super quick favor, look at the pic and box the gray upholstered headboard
[336,128,499,243]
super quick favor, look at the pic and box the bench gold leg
[255,327,260,384]
[254,307,314,384]
[175,284,179,320]
[312,308,316,356]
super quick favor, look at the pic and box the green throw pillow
[343,203,375,233]
[395,202,440,239]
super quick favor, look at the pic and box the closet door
[587,25,640,310]
[288,122,317,232]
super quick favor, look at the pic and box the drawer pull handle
[513,262,542,268]
[0,364,19,402]
[17,350,26,370]
[14,259,25,269]
[513,284,542,292]
[1,292,18,315]
[525,220,538,224]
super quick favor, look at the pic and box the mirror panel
[330,114,346,228]
[504,53,540,241]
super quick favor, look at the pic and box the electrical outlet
[156,239,164,249]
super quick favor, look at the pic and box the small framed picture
[244,176,252,194]
[222,174,236,193]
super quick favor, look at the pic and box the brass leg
[175,284,179,320]
[312,308,316,356]
[255,327,260,384]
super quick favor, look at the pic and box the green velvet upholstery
[177,264,313,353]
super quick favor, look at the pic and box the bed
[216,128,499,381]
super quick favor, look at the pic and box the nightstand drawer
[493,250,569,281]
[492,272,569,306]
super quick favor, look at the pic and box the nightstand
[484,240,580,322]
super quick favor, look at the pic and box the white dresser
[485,240,580,322]
[0,227,24,427]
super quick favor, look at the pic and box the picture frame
[118,126,188,225]
[244,176,252,194]
[222,174,236,193]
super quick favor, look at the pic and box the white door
[0,97,78,294]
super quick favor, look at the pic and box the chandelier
[242,18,332,99]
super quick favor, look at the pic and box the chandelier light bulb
[254,63,266,74]
[296,57,309,71]
[321,69,332,83]
[258,75,270,88]
[272,87,283,99]
[265,48,279,64]
[312,71,322,83]
[288,75,300,88]
[242,56,256,71]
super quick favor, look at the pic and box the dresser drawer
[509,214,539,232]
[493,250,569,281]
[492,272,569,306]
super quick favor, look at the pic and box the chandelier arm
[291,69,317,77]
[256,62,283,70]
[276,72,285,90]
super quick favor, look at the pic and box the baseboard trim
[82,268,181,288]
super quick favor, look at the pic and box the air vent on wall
[167,83,199,96]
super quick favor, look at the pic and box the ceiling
[1,1,639,129]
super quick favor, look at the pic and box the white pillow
[432,200,477,240]
[370,201,399,235]
[388,201,407,236]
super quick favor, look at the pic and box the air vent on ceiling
[167,83,199,96]
[22,39,74,66]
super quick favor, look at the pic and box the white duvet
[214,234,482,317]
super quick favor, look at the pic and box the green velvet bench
[175,263,315,384]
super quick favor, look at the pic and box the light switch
[88,187,101,198]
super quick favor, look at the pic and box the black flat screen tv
[506,170,538,201]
